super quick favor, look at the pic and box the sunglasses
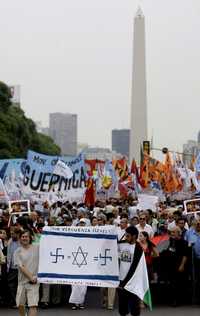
[139,218,146,220]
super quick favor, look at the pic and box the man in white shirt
[128,201,138,219]
[117,218,129,241]
[168,210,189,231]
[136,213,154,238]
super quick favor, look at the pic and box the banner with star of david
[37,226,119,287]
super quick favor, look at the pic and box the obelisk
[129,7,148,164]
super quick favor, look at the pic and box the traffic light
[143,141,150,155]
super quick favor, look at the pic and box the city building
[112,129,130,159]
[197,130,200,144]
[77,143,89,153]
[10,85,20,108]
[83,147,121,160]
[49,112,77,156]
[129,7,148,164]
[183,140,200,165]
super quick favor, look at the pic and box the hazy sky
[0,0,200,153]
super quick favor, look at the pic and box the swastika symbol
[50,248,64,263]
[93,249,112,266]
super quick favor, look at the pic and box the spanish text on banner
[38,226,119,288]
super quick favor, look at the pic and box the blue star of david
[72,246,88,268]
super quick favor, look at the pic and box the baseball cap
[79,218,87,223]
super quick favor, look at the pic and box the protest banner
[23,150,86,200]
[53,159,73,179]
[0,158,25,181]
[38,226,119,288]
[137,194,159,212]
[0,158,25,199]
[0,178,9,202]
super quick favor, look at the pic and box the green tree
[0,81,61,158]
[34,133,61,156]
[0,81,12,112]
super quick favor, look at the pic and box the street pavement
[1,305,200,316]
[0,287,199,315]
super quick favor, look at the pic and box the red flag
[118,181,128,198]
[131,159,142,187]
[84,178,95,207]
[85,159,104,177]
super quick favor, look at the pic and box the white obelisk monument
[129,7,148,164]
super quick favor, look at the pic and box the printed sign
[23,151,86,200]
[137,194,159,212]
[183,198,200,214]
[9,199,31,216]
[8,199,31,227]
[38,226,119,288]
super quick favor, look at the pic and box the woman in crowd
[138,231,159,281]
[91,216,98,226]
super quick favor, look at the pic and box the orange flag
[113,158,129,181]
[189,155,196,172]
[163,152,182,193]
[140,154,150,188]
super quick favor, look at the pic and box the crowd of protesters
[0,197,200,315]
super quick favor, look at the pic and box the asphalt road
[1,305,200,316]
[1,287,199,315]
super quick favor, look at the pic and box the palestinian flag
[124,252,152,310]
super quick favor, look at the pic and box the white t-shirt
[50,207,61,218]
[113,216,121,226]
[93,207,100,217]
[168,220,189,231]
[118,243,135,281]
[167,220,176,230]
[14,244,39,285]
[136,223,154,238]
[128,206,138,219]
[116,227,126,241]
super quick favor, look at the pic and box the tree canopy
[0,81,61,158]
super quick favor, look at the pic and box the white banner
[53,160,73,179]
[0,178,9,202]
[23,151,86,201]
[138,194,159,212]
[38,226,119,288]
